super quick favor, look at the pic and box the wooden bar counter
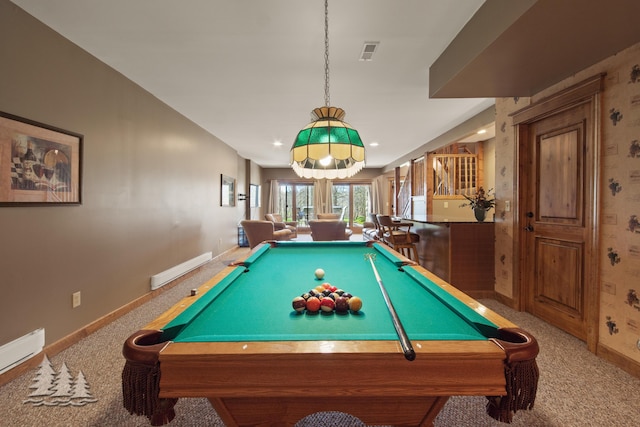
[406,219,495,298]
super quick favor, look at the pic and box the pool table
[123,241,538,426]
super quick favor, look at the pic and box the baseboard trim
[597,343,640,379]
[465,290,496,300]
[0,246,241,387]
[493,292,516,309]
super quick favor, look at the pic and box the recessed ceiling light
[273,141,283,146]
[369,142,379,147]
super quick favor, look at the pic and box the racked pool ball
[348,296,363,312]
[335,296,349,313]
[306,297,321,313]
[314,268,325,279]
[301,292,311,300]
[309,289,321,298]
[292,296,306,312]
[322,282,332,289]
[320,297,335,312]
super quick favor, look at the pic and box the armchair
[308,220,353,241]
[240,220,292,249]
[265,213,297,238]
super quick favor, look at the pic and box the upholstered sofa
[308,220,353,241]
[316,213,340,220]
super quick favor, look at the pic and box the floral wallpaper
[495,42,640,364]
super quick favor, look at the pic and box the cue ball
[348,296,363,312]
[315,268,325,279]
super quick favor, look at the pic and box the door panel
[538,128,581,222]
[533,237,585,339]
[523,102,592,341]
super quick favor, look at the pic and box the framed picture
[0,112,82,206]
[250,184,260,207]
[221,174,235,207]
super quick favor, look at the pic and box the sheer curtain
[371,176,383,214]
[313,179,333,218]
[267,180,279,215]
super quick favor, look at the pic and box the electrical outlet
[505,200,511,212]
[444,201,448,208]
[72,291,81,308]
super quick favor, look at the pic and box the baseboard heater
[0,328,45,375]
[150,252,213,290]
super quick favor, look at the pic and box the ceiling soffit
[430,0,640,98]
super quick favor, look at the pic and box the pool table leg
[419,396,449,426]
[208,398,242,427]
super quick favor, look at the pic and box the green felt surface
[162,241,498,343]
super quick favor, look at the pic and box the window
[277,182,370,228]
[351,184,370,226]
[296,184,314,224]
[276,183,314,224]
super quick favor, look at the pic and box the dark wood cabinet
[410,221,495,298]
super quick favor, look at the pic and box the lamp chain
[324,0,330,107]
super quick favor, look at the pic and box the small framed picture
[221,174,235,206]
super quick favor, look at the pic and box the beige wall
[0,2,247,346]
[495,41,640,364]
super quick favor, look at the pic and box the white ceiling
[11,0,494,169]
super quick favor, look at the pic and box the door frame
[512,74,604,352]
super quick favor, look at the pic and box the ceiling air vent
[359,42,379,61]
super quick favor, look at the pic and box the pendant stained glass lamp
[290,0,365,179]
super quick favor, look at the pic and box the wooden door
[514,76,602,346]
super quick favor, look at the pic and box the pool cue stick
[366,255,416,361]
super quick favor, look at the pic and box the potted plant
[460,187,495,222]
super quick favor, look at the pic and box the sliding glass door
[276,182,370,229]
[295,184,314,224]
[352,184,371,227]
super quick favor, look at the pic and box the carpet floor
[1,245,639,427]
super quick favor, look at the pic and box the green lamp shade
[290,107,365,179]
